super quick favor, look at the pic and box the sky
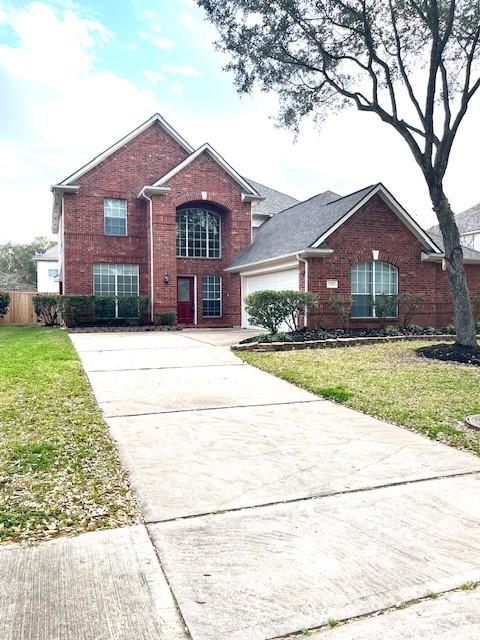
[1,0,480,243]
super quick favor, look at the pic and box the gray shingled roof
[229,185,379,268]
[426,231,480,259]
[33,244,58,261]
[247,179,300,216]
[429,202,480,236]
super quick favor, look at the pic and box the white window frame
[104,198,128,237]
[202,275,222,317]
[93,263,139,318]
[351,261,398,319]
[176,208,221,259]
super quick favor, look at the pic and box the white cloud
[139,31,174,49]
[162,63,200,77]
[143,69,164,83]
[170,81,184,95]
[0,1,159,242]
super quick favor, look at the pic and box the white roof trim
[421,252,480,264]
[138,185,171,198]
[151,143,261,198]
[311,183,442,254]
[461,229,480,236]
[226,248,333,273]
[58,114,193,186]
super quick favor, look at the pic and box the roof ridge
[273,189,339,217]
[326,183,378,205]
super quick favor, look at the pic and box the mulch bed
[416,343,480,367]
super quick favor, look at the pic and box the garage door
[241,267,299,329]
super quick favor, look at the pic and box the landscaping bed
[417,343,480,367]
[0,326,138,544]
[239,339,480,456]
[239,326,456,344]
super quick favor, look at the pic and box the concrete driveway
[70,328,480,640]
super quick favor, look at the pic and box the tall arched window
[176,208,221,258]
[351,261,398,318]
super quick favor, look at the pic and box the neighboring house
[33,245,59,293]
[430,203,480,252]
[51,114,480,329]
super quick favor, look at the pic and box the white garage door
[241,267,299,329]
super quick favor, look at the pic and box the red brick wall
[151,151,251,326]
[307,194,480,328]
[62,123,252,326]
[62,122,189,295]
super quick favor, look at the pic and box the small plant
[327,619,340,628]
[445,324,456,335]
[328,294,351,329]
[0,291,10,317]
[471,294,480,327]
[371,294,398,329]
[460,581,477,591]
[158,311,176,326]
[409,324,423,335]
[385,325,399,336]
[33,295,60,326]
[244,290,288,334]
[398,292,425,328]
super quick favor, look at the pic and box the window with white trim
[93,264,139,318]
[202,275,221,317]
[351,261,398,318]
[176,208,221,258]
[104,198,127,236]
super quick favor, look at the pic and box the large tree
[198,0,480,346]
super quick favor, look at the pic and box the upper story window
[104,198,127,236]
[176,208,221,258]
[351,261,398,318]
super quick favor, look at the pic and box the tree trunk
[430,187,477,348]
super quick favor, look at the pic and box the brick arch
[346,250,401,269]
[172,191,234,212]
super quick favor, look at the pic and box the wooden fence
[0,291,37,325]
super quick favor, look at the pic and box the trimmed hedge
[158,311,176,326]
[33,295,151,327]
[0,292,10,317]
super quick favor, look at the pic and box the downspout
[144,193,155,324]
[297,253,309,328]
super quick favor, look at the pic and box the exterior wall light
[164,273,170,285]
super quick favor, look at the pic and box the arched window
[176,208,221,258]
[351,261,398,318]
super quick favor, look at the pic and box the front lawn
[0,326,138,544]
[240,340,480,455]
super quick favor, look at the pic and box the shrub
[445,324,456,335]
[385,325,399,336]
[471,294,480,327]
[371,294,398,329]
[280,290,318,331]
[0,291,10,317]
[256,331,293,343]
[158,311,176,326]
[244,290,288,334]
[328,294,351,329]
[33,295,60,326]
[59,295,150,326]
[398,292,425,328]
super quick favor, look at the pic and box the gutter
[138,190,156,323]
[225,248,333,274]
[421,252,480,265]
[296,253,309,328]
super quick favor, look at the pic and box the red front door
[177,276,194,324]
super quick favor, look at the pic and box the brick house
[52,114,480,328]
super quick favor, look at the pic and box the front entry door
[177,277,194,324]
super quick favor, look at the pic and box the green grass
[0,326,138,544]
[240,340,480,455]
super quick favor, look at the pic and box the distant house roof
[430,202,480,236]
[33,245,58,262]
[247,180,300,217]
[228,183,441,271]
[425,231,480,259]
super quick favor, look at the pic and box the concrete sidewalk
[67,329,480,639]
